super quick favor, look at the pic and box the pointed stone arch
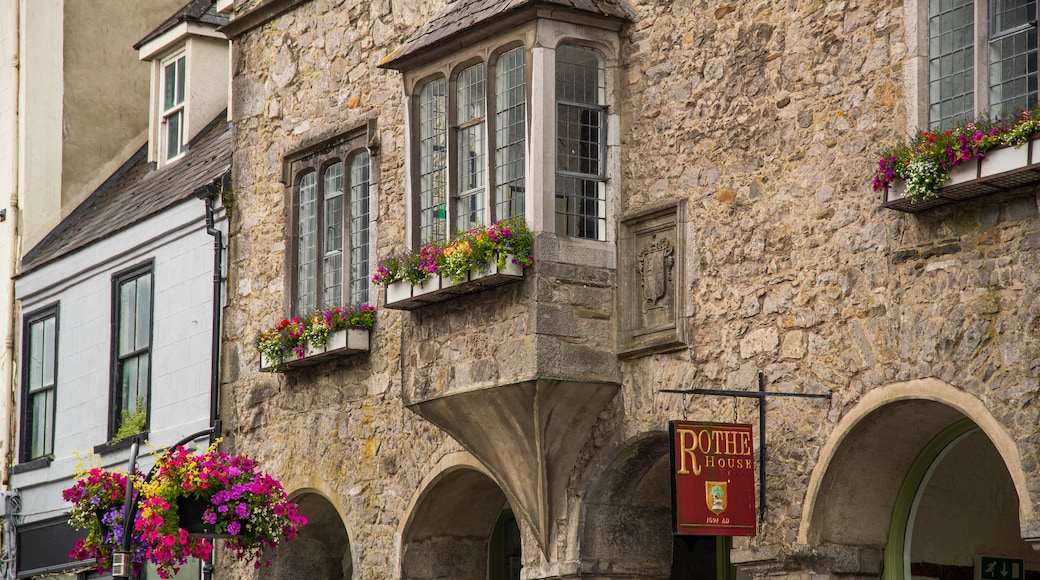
[260,489,353,579]
[577,431,674,578]
[399,452,516,580]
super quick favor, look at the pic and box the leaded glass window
[291,138,373,313]
[555,44,606,241]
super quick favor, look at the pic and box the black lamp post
[111,420,222,579]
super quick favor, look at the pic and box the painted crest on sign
[706,481,727,514]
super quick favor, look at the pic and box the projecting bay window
[291,133,373,314]
[555,44,607,241]
[111,264,153,440]
[21,306,58,462]
[925,0,1038,129]
[161,53,187,161]
[415,46,527,244]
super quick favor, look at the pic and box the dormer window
[161,52,187,161]
[382,1,629,251]
[134,1,229,168]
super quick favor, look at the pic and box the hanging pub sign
[669,421,757,536]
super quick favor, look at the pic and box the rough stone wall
[220,0,1040,577]
[612,0,1040,562]
[220,1,458,578]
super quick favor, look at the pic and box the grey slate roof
[381,0,634,69]
[20,115,231,274]
[134,0,229,50]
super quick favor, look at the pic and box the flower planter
[386,280,411,303]
[948,158,978,184]
[259,328,371,372]
[384,253,525,310]
[178,496,231,539]
[883,142,1040,213]
[980,145,1028,177]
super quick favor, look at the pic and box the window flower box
[259,327,370,371]
[874,111,1040,213]
[384,253,525,310]
[256,304,375,372]
[373,218,534,311]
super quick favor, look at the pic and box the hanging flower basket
[176,496,228,538]
[64,443,307,579]
[62,465,148,575]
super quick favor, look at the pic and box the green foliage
[113,398,147,442]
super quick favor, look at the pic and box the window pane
[42,315,55,388]
[323,165,344,304]
[28,318,44,390]
[419,79,447,244]
[297,172,318,313]
[495,47,526,221]
[136,275,151,351]
[164,60,177,110]
[30,389,53,458]
[555,175,605,241]
[989,15,1039,116]
[555,45,607,240]
[119,280,137,355]
[121,354,148,414]
[176,56,185,105]
[166,109,183,159]
[557,104,603,176]
[349,153,370,305]
[556,45,605,105]
[928,0,974,128]
[457,63,487,232]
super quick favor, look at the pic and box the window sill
[882,141,1040,212]
[259,327,371,372]
[382,254,525,311]
[93,434,149,456]
[10,456,52,475]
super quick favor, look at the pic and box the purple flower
[235,503,250,518]
[227,520,241,536]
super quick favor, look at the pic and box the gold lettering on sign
[675,426,753,476]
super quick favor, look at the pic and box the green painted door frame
[882,418,977,580]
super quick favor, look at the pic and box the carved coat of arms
[637,236,674,312]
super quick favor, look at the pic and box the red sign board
[670,421,757,536]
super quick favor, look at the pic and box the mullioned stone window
[381,1,629,249]
[907,0,1038,130]
[285,128,374,314]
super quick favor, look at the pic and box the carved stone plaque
[619,203,686,356]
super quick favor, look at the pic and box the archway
[580,432,743,579]
[799,380,1038,578]
[260,492,352,579]
[401,463,517,580]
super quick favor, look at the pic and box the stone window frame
[19,303,59,463]
[109,261,154,441]
[401,21,622,259]
[905,0,1039,130]
[284,125,377,314]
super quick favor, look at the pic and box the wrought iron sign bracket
[661,372,831,521]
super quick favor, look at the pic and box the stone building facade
[217,0,1040,578]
